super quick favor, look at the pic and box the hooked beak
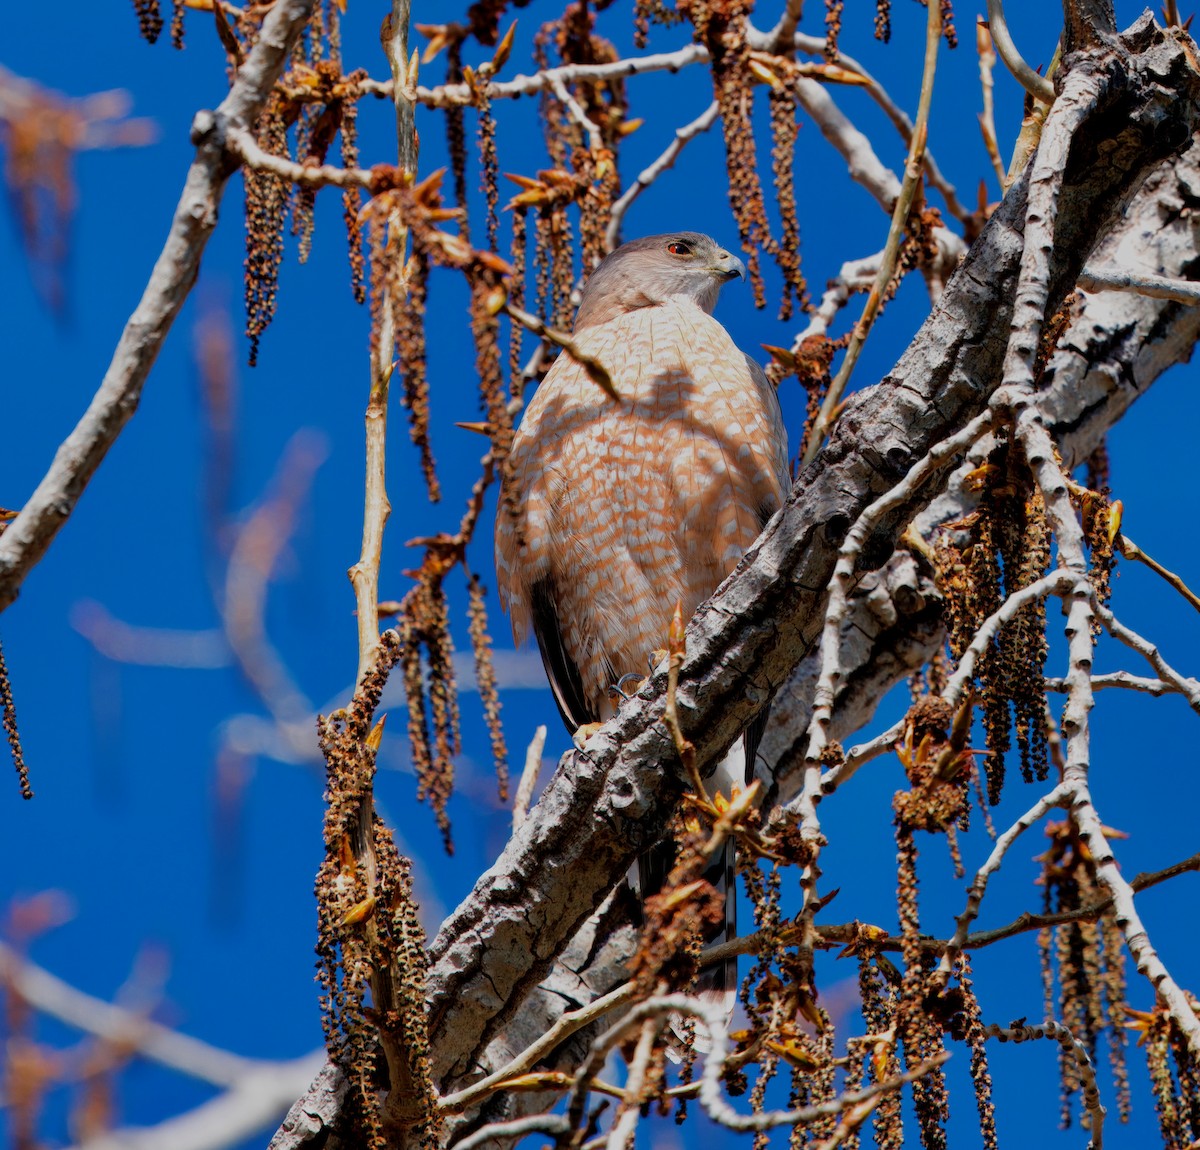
[713,249,747,282]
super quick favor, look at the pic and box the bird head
[573,232,747,331]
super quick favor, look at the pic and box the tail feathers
[636,741,747,1054]
[686,838,736,1051]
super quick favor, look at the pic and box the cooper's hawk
[494,231,790,995]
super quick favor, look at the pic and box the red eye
[667,241,691,256]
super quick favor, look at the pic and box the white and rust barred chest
[496,297,789,721]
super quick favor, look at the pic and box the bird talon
[610,672,647,701]
[573,722,604,748]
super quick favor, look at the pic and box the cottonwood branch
[0,0,317,615]
[420,14,1197,1090]
[274,16,1200,1144]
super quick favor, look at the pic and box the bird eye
[666,240,692,256]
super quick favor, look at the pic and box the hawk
[494,231,791,995]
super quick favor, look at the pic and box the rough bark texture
[423,18,1198,1089]
[272,16,1200,1145]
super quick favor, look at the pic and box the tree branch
[0,0,317,615]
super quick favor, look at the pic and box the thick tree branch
[420,16,1196,1090]
[274,17,1200,1143]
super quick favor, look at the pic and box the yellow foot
[573,722,604,748]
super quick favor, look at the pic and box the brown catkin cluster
[991,475,1051,786]
[244,93,293,367]
[900,204,944,281]
[1080,484,1116,615]
[940,0,958,47]
[1037,819,1130,1127]
[314,634,440,1148]
[874,0,892,42]
[680,0,776,307]
[857,950,903,1148]
[340,74,366,304]
[132,0,163,44]
[464,0,519,45]
[825,0,845,58]
[894,825,950,1150]
[467,574,508,801]
[633,0,684,47]
[291,62,346,265]
[507,209,528,398]
[534,4,629,169]
[396,245,441,503]
[531,203,576,333]
[445,43,470,232]
[235,4,365,358]
[576,146,618,274]
[471,73,501,251]
[170,0,184,48]
[1138,1002,1200,1149]
[628,825,725,996]
[957,957,998,1150]
[936,437,1051,804]
[0,638,32,800]
[769,77,807,322]
[781,334,843,456]
[402,572,460,854]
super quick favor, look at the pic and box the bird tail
[635,741,744,1053]
[690,836,737,1049]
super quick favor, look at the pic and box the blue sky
[3,2,1199,1147]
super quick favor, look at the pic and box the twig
[1044,670,1176,696]
[712,848,1200,962]
[408,44,710,108]
[1079,267,1200,305]
[222,432,324,726]
[992,50,1200,1058]
[820,716,905,795]
[985,1021,1105,1147]
[663,601,710,803]
[605,102,719,251]
[513,994,951,1143]
[791,76,900,214]
[547,73,602,153]
[347,2,416,685]
[501,301,618,401]
[66,1053,327,1150]
[812,51,969,223]
[765,0,806,53]
[511,724,546,830]
[803,0,943,464]
[1117,532,1200,614]
[604,1012,663,1149]
[934,784,1071,981]
[0,0,317,615]
[795,410,995,868]
[984,0,1056,105]
[1093,601,1200,713]
[793,250,881,343]
[941,569,1081,709]
[977,19,1006,187]
[438,980,639,1116]
[0,941,282,1086]
[225,123,378,189]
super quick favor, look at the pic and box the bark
[272,15,1200,1144]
